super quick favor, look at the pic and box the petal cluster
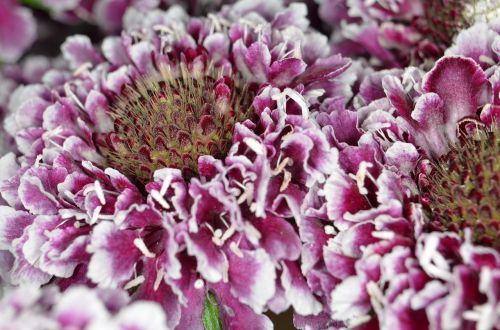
[0,285,169,330]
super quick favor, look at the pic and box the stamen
[151,190,170,209]
[154,269,164,291]
[371,231,394,240]
[348,315,372,328]
[133,238,156,258]
[366,281,384,316]
[213,229,223,238]
[324,225,336,235]
[349,161,374,195]
[244,137,265,155]
[280,170,292,192]
[94,180,106,205]
[34,155,43,168]
[97,63,255,184]
[229,241,244,258]
[272,156,291,176]
[90,206,102,225]
[73,62,93,76]
[194,279,204,289]
[64,82,85,110]
[124,275,145,290]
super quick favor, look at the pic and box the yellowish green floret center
[424,0,500,44]
[98,65,254,184]
[422,126,500,248]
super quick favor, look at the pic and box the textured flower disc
[97,65,255,184]
[423,0,500,44]
[420,124,499,248]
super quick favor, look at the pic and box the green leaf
[202,292,224,330]
[21,0,48,11]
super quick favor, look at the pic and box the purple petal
[282,261,322,316]
[19,167,68,215]
[233,40,271,83]
[268,58,307,87]
[422,56,488,144]
[184,228,227,283]
[295,54,351,85]
[0,207,34,249]
[211,282,274,330]
[252,215,301,262]
[62,35,102,70]
[87,222,142,288]
[133,259,181,329]
[0,1,36,63]
[227,247,276,313]
[324,170,370,229]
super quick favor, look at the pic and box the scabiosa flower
[0,285,169,330]
[0,0,37,63]
[295,21,500,330]
[0,1,354,328]
[315,0,500,69]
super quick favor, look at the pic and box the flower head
[294,20,500,330]
[0,2,352,328]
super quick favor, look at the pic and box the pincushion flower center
[423,0,500,44]
[97,65,255,184]
[420,125,499,248]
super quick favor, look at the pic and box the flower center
[423,0,500,44]
[419,125,499,248]
[97,65,255,184]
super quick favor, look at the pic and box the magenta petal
[382,75,413,120]
[410,92,448,157]
[0,207,33,249]
[252,215,301,262]
[184,228,227,283]
[448,23,498,68]
[329,276,371,324]
[227,248,276,313]
[324,169,370,229]
[62,35,102,69]
[295,54,351,85]
[133,259,182,329]
[268,58,307,87]
[211,282,273,330]
[0,1,36,63]
[281,261,322,316]
[53,286,110,327]
[324,250,356,280]
[38,220,89,278]
[87,222,142,288]
[234,40,271,84]
[422,56,488,144]
[18,167,67,215]
[10,236,52,285]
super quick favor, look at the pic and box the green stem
[21,0,49,11]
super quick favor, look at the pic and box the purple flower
[0,2,353,328]
[294,21,500,330]
[0,1,37,63]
